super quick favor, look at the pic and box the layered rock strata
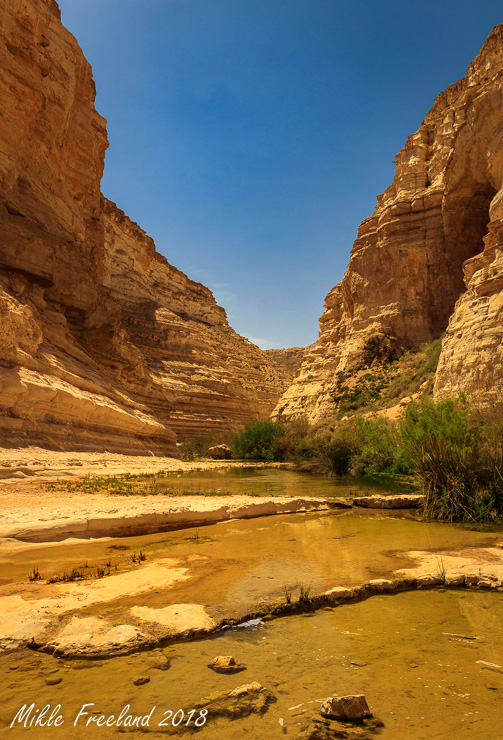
[0,0,288,453]
[264,346,310,378]
[101,200,291,440]
[274,25,503,422]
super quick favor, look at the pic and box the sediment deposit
[0,0,289,455]
[274,25,503,423]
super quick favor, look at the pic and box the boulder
[320,694,372,721]
[208,655,246,673]
[208,445,232,460]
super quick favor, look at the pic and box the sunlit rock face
[0,0,289,454]
[274,24,503,423]
[263,347,310,378]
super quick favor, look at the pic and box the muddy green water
[1,590,502,739]
[155,466,417,498]
[2,510,500,624]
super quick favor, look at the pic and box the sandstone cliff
[274,25,503,423]
[0,0,289,454]
[264,347,310,378]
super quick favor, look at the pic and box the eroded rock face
[264,346,311,378]
[274,25,503,423]
[0,0,289,454]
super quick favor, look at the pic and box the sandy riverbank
[0,446,271,481]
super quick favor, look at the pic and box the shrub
[350,417,408,475]
[179,433,233,461]
[232,420,285,461]
[324,436,355,476]
[277,416,312,459]
[401,396,503,521]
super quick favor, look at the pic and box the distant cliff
[273,25,503,423]
[0,0,289,454]
[264,347,310,378]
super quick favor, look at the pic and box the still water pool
[1,590,502,739]
[1,468,502,739]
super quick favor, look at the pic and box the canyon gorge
[0,0,290,456]
[1,0,502,454]
[274,24,503,423]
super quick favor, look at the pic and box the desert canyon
[273,23,503,422]
[1,2,503,739]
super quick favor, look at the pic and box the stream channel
[1,467,502,739]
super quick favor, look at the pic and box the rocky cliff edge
[0,0,290,455]
[273,25,503,423]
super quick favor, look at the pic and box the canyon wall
[274,25,503,423]
[0,0,289,454]
[264,347,308,378]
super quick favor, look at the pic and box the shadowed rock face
[274,25,503,423]
[0,0,289,454]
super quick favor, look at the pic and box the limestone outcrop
[0,0,289,454]
[274,25,503,423]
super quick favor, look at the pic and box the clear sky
[57,0,502,349]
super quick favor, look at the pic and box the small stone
[228,681,263,697]
[150,658,170,671]
[9,665,20,671]
[208,655,246,674]
[350,660,368,667]
[133,676,150,686]
[320,694,372,721]
[45,677,62,686]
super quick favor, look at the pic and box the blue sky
[58,1,502,349]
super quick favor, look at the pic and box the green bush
[350,417,408,475]
[324,437,354,475]
[232,420,285,461]
[179,433,233,461]
[401,396,503,521]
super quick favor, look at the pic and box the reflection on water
[1,590,502,739]
[156,466,418,497]
[1,509,501,626]
[2,467,502,739]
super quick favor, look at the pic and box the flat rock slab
[328,497,353,509]
[0,496,331,542]
[46,617,146,657]
[352,494,424,509]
